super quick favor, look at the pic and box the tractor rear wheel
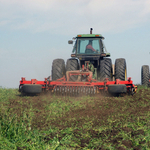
[141,65,149,86]
[98,58,112,81]
[66,59,79,81]
[52,59,66,81]
[115,58,127,81]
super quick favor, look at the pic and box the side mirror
[68,40,73,44]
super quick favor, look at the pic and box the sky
[0,0,150,88]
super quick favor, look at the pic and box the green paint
[77,34,104,38]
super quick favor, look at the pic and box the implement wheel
[66,59,79,81]
[98,58,112,81]
[52,59,66,81]
[115,58,127,81]
[141,65,149,86]
[22,84,42,95]
[108,84,127,94]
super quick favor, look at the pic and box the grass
[0,86,150,149]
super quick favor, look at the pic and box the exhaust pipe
[90,28,93,34]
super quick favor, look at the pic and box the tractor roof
[76,34,104,39]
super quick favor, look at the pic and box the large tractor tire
[52,59,66,81]
[115,58,127,81]
[66,59,79,81]
[22,84,42,95]
[98,58,113,81]
[141,65,149,86]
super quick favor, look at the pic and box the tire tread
[99,58,112,81]
[141,65,149,86]
[52,59,65,81]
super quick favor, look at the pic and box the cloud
[11,20,34,30]
[0,0,150,34]
[0,20,10,26]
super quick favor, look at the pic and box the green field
[0,86,150,149]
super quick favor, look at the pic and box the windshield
[77,38,101,54]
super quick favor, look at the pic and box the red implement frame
[19,73,137,95]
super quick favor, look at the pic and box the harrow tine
[78,86,81,95]
[62,86,65,96]
[59,86,61,96]
[82,86,84,94]
[67,86,70,96]
[54,86,56,94]
[90,86,94,96]
[70,86,72,96]
[60,86,62,95]
[56,86,59,95]
[86,87,88,95]
[88,86,90,95]
[72,86,74,96]
[65,86,67,96]
[75,86,78,96]
[54,86,56,93]
[94,86,96,94]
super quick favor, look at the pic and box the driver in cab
[86,40,97,52]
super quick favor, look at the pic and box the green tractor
[52,28,127,82]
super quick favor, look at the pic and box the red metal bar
[20,77,136,91]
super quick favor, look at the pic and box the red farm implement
[19,69,137,96]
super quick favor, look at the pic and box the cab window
[77,39,100,54]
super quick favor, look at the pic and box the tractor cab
[73,38,101,54]
[68,28,110,59]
